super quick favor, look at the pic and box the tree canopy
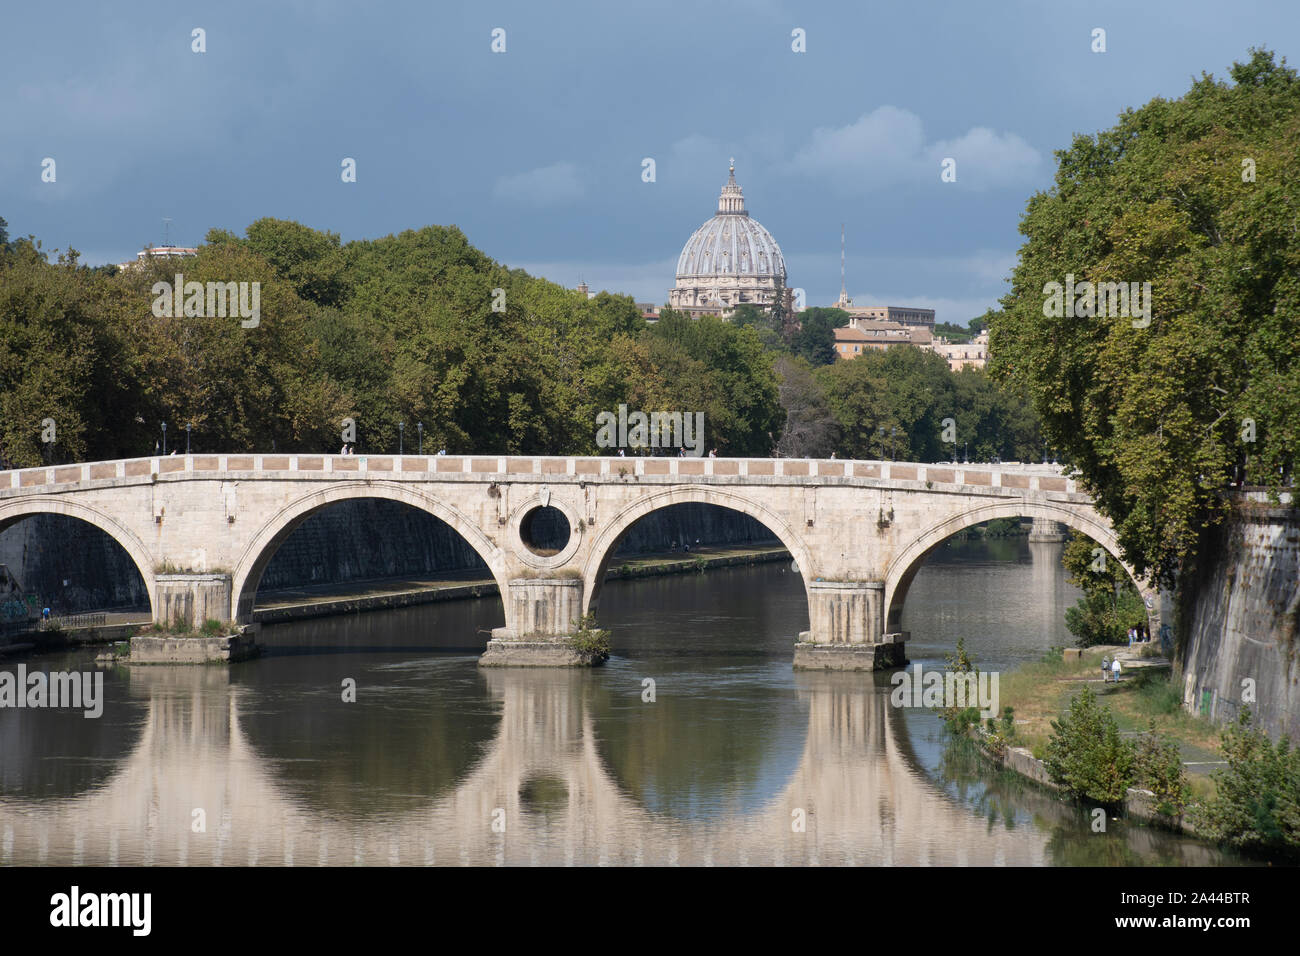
[991,48,1300,586]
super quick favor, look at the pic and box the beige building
[670,162,791,318]
[833,319,932,358]
[931,330,989,371]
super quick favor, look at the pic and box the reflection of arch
[580,486,813,618]
[884,500,1154,633]
[0,497,156,615]
[230,482,508,624]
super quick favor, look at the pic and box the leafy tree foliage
[992,49,1300,586]
[1193,707,1300,858]
[788,307,849,366]
[1044,685,1135,804]
[0,217,786,463]
[1061,530,1148,646]
[1132,720,1191,817]
[772,355,838,458]
[814,346,1040,462]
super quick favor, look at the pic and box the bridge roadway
[0,454,1160,667]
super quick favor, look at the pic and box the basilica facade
[669,162,791,318]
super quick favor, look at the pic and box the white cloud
[493,162,585,205]
[925,127,1041,189]
[782,106,1040,193]
[784,106,925,187]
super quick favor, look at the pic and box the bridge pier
[793,581,907,672]
[156,573,232,631]
[480,578,602,667]
[1027,517,1068,543]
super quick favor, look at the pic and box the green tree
[1132,720,1191,817]
[1044,685,1136,804]
[789,307,849,366]
[817,346,955,460]
[0,239,141,464]
[992,49,1300,586]
[1060,530,1148,645]
[1193,708,1300,859]
[773,355,838,458]
[644,311,782,455]
[729,303,786,353]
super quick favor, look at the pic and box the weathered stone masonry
[0,454,1156,669]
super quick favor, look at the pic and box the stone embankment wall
[1178,495,1299,742]
[0,514,149,612]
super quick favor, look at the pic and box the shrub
[1044,685,1135,804]
[939,636,980,730]
[1192,708,1300,859]
[1132,720,1191,817]
[984,706,1017,758]
[570,613,612,662]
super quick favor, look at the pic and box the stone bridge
[0,453,1159,668]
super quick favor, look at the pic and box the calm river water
[0,537,1239,865]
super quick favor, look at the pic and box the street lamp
[417,422,423,455]
[186,422,192,455]
[161,421,167,455]
[398,421,405,455]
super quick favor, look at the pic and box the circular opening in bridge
[518,774,569,816]
[519,506,571,556]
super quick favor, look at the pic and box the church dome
[674,164,786,281]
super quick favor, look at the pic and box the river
[0,536,1241,865]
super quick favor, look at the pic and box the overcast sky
[3,0,1294,324]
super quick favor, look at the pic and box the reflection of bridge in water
[0,666,1221,866]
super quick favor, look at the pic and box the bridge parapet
[0,454,1083,500]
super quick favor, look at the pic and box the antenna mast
[839,223,849,308]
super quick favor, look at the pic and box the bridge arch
[580,485,815,619]
[230,481,510,624]
[883,499,1157,635]
[0,496,157,616]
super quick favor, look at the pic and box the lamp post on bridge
[398,421,404,456]
[417,422,423,456]
[161,421,167,456]
[186,422,192,455]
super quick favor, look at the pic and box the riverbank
[992,644,1223,773]
[252,544,791,624]
[959,642,1229,836]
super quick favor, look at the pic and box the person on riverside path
[1101,655,1111,683]
[1111,657,1122,683]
